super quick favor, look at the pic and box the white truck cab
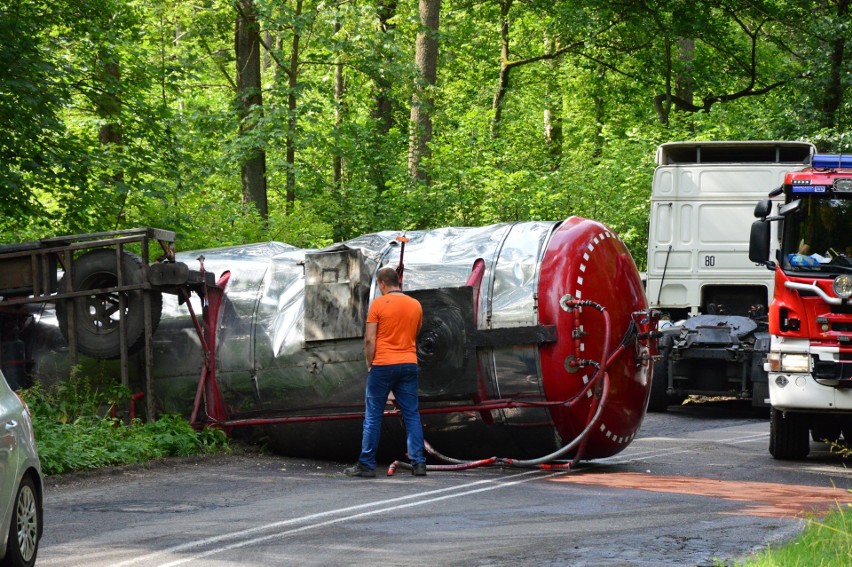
[646,141,815,411]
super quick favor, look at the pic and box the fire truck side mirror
[778,199,802,216]
[753,198,772,219]
[749,219,772,267]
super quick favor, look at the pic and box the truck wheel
[810,419,842,443]
[750,381,770,418]
[647,356,670,412]
[769,408,810,460]
[56,249,163,360]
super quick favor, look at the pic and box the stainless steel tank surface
[25,218,653,464]
[150,218,653,463]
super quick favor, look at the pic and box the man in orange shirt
[344,266,427,477]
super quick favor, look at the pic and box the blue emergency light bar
[812,154,852,169]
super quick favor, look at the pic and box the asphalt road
[39,401,851,567]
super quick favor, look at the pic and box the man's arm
[364,322,377,370]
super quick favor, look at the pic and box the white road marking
[105,469,560,567]
[597,431,770,463]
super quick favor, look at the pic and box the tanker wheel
[56,248,163,360]
[769,408,810,460]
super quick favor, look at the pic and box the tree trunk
[654,33,673,125]
[285,0,304,207]
[235,0,268,220]
[370,1,398,194]
[820,0,848,129]
[675,37,695,107]
[374,1,397,136]
[94,49,125,226]
[592,65,605,160]
[97,59,122,147]
[408,0,440,184]
[542,32,562,168]
[333,19,344,192]
[263,30,274,71]
[491,0,513,138]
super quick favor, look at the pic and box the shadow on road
[668,396,767,419]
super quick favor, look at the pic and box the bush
[20,370,229,475]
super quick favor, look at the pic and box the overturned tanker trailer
[152,217,657,469]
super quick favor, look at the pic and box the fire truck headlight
[833,178,852,192]
[768,352,810,373]
[833,274,852,299]
[781,353,811,373]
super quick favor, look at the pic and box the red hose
[387,457,498,476]
[386,296,626,476]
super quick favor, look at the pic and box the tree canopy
[2,0,849,268]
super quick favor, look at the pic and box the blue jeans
[358,363,426,470]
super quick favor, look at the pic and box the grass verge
[734,503,851,566]
[20,369,229,475]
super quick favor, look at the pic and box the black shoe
[413,463,427,476]
[344,464,376,478]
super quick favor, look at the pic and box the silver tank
[151,218,651,462]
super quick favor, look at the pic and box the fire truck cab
[750,153,852,459]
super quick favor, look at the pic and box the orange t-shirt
[367,291,422,365]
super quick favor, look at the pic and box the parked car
[0,370,42,567]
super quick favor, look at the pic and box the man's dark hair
[377,266,400,287]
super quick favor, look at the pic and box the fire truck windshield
[782,195,852,273]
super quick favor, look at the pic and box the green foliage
[734,504,852,566]
[3,0,851,260]
[23,366,130,425]
[0,0,91,226]
[20,370,229,475]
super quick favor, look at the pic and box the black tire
[0,476,40,567]
[810,418,842,443]
[56,249,163,360]
[769,408,810,460]
[647,355,670,412]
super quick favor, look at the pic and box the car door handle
[4,421,17,430]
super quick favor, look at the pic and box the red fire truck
[749,153,852,459]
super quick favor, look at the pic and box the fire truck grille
[813,359,852,386]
